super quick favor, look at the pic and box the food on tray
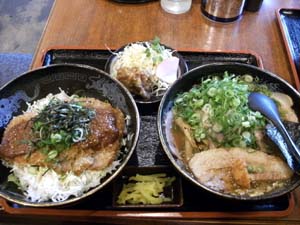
[170,73,297,197]
[110,37,179,99]
[189,148,293,193]
[117,173,175,205]
[0,90,126,202]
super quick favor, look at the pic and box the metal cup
[244,0,263,12]
[201,0,246,23]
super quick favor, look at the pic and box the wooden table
[31,0,300,87]
[1,0,300,224]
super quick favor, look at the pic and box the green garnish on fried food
[31,98,95,160]
[145,36,165,64]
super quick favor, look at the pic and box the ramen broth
[169,116,292,196]
[167,74,296,197]
[171,121,191,163]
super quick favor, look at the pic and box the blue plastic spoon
[248,92,300,173]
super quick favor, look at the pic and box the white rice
[7,90,122,202]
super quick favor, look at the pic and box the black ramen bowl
[104,41,188,104]
[157,62,300,201]
[0,64,140,207]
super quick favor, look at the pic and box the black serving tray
[0,48,293,219]
[276,8,300,91]
[42,49,262,73]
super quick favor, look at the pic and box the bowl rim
[104,41,189,104]
[0,63,141,207]
[157,62,300,201]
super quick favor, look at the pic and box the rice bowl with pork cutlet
[0,90,129,203]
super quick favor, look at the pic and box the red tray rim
[0,194,295,219]
[2,47,294,220]
[275,8,300,91]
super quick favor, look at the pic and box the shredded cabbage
[111,42,173,78]
[5,90,123,202]
[11,161,119,202]
[111,39,177,96]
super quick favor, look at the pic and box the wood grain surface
[31,0,300,88]
[2,0,300,224]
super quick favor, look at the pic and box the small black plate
[112,166,183,208]
[104,42,188,105]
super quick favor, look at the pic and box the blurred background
[0,0,54,53]
[0,0,53,85]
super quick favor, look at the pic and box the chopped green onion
[212,123,223,133]
[247,165,264,173]
[31,98,95,160]
[50,133,62,143]
[48,150,58,159]
[173,72,269,148]
[207,87,217,97]
[243,74,254,83]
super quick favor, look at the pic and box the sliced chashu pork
[189,147,293,192]
[271,92,298,123]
